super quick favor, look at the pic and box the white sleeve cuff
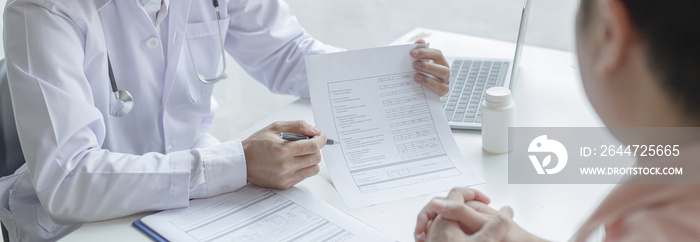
[188,140,247,199]
[169,150,194,208]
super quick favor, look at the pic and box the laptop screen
[510,0,532,84]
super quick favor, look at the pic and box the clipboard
[132,219,168,242]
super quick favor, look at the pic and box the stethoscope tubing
[107,1,228,117]
[107,56,119,99]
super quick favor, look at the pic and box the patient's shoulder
[605,198,700,242]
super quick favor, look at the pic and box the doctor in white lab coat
[0,0,451,241]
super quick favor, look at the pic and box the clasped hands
[415,188,544,242]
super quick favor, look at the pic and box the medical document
[139,185,391,242]
[306,44,484,209]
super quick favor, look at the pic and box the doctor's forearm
[188,140,247,199]
[31,148,192,224]
[33,139,248,224]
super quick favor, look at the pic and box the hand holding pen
[242,121,328,189]
[279,132,339,145]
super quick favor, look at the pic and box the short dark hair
[581,0,700,116]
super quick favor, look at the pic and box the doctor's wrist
[188,140,247,199]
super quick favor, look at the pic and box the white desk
[61,28,614,242]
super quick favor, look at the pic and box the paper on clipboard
[138,185,392,241]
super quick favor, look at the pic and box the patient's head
[575,0,700,128]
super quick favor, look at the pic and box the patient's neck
[629,75,700,128]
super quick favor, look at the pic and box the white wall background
[0,0,580,142]
[209,0,579,141]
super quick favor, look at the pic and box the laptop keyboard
[441,59,510,125]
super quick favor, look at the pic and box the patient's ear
[593,0,637,77]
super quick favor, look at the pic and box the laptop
[442,0,531,130]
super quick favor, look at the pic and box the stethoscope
[108,0,228,117]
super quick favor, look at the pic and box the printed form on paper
[306,44,485,209]
[140,185,392,241]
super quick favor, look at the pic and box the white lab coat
[0,0,340,241]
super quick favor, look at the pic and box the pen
[279,132,338,145]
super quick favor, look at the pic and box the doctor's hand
[411,39,450,97]
[242,120,327,189]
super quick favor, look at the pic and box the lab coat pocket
[185,17,231,102]
[0,173,19,223]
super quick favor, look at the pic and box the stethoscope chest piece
[105,1,226,117]
[109,89,134,117]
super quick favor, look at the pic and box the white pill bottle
[481,87,515,153]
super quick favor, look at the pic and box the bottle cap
[484,87,512,104]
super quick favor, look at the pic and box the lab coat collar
[139,0,171,10]
[95,0,111,11]
[160,0,192,105]
[96,0,160,11]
